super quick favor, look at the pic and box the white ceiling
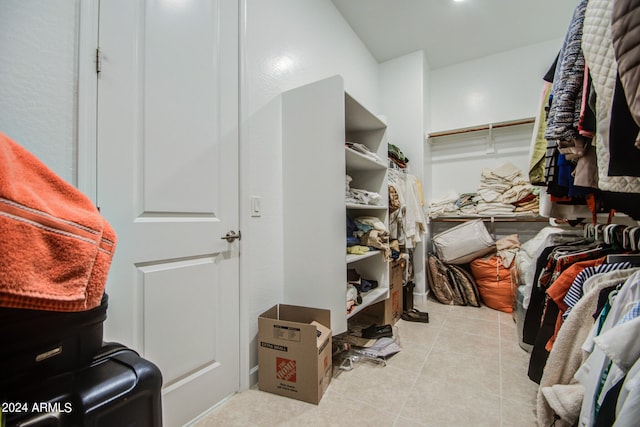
[331,0,580,69]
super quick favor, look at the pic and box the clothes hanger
[594,223,607,242]
[631,227,640,251]
[603,224,614,245]
[604,224,624,247]
[623,226,632,250]
[583,223,596,241]
[606,225,640,264]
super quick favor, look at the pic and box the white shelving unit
[282,75,389,334]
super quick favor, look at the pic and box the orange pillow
[470,255,516,313]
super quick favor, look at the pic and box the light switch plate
[250,196,262,217]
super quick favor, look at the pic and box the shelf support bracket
[485,123,495,154]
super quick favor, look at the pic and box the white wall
[2,0,565,390]
[426,39,562,201]
[241,0,381,383]
[1,0,381,390]
[429,122,538,200]
[0,0,80,184]
[429,39,561,133]
[379,50,428,298]
[380,51,424,179]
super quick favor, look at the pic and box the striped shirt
[563,262,633,319]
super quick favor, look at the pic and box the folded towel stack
[0,132,117,312]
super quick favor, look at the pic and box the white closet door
[96,0,240,425]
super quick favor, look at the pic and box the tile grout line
[392,303,451,427]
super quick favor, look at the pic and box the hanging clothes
[575,271,640,426]
[544,0,589,191]
[563,261,634,320]
[531,0,640,220]
[582,0,640,219]
[388,169,427,249]
[544,0,588,143]
[528,2,640,422]
[528,220,640,426]
[536,267,640,427]
[529,57,557,185]
[526,243,613,384]
[523,239,594,343]
[545,256,609,351]
[607,75,640,176]
[611,0,640,149]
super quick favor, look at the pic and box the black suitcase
[0,294,108,386]
[1,342,163,427]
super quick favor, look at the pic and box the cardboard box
[390,259,405,289]
[258,304,332,404]
[387,282,403,324]
[352,283,403,326]
[387,259,405,323]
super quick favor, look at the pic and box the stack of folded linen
[475,201,518,216]
[475,162,538,216]
[427,190,460,218]
[513,193,540,214]
[388,143,409,169]
[345,174,382,206]
[428,163,540,218]
[478,162,531,201]
[346,142,384,163]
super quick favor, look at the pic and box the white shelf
[345,147,387,171]
[429,214,548,223]
[346,250,381,264]
[346,287,388,319]
[346,203,387,210]
[282,75,389,335]
[345,93,386,131]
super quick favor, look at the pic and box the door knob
[221,230,241,243]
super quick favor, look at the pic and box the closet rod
[428,117,535,139]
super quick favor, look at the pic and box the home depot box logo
[276,357,296,382]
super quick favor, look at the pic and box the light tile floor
[193,298,539,426]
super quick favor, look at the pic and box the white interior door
[96,1,239,425]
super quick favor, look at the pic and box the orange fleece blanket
[0,132,116,311]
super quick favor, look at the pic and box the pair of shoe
[347,269,378,293]
[361,324,393,339]
[401,308,429,323]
